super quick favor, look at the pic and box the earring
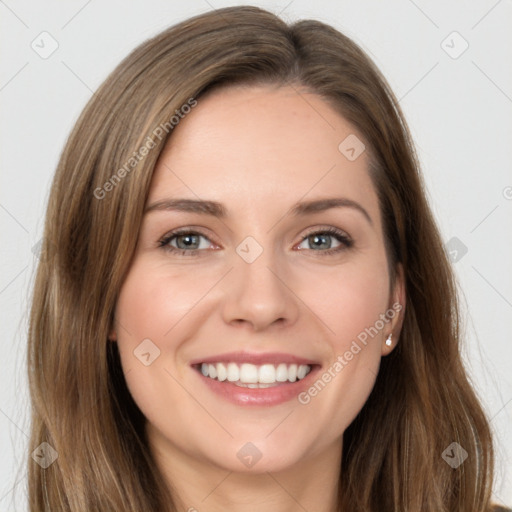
[385,334,392,347]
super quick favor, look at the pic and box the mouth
[190,353,320,406]
[195,362,312,388]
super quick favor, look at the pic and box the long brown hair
[27,5,496,511]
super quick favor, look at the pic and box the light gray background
[1,0,511,509]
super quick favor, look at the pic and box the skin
[111,84,405,512]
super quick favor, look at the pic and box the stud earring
[385,334,392,347]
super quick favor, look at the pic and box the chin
[198,433,321,475]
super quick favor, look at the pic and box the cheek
[114,258,215,350]
[292,255,390,428]
[298,254,391,349]
[112,259,203,430]
[112,259,200,390]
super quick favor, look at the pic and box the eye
[296,228,353,255]
[158,226,353,257]
[158,229,215,256]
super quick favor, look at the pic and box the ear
[382,262,406,356]
[108,329,117,342]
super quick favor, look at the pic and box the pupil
[177,234,198,249]
[310,234,331,250]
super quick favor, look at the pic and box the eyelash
[157,227,353,257]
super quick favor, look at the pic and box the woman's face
[112,84,404,476]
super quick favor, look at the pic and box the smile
[190,352,320,406]
[199,362,312,387]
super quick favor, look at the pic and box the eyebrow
[145,197,373,225]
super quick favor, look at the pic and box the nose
[221,247,300,332]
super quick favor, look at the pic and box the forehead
[148,85,378,224]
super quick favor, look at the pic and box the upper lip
[189,351,319,366]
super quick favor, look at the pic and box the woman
[27,5,508,511]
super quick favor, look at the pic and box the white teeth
[226,362,239,382]
[235,382,276,388]
[199,362,312,384]
[297,365,308,379]
[276,363,288,382]
[258,364,276,384]
[288,364,297,382]
[240,363,259,383]
[216,362,227,381]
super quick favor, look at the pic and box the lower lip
[193,366,320,406]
